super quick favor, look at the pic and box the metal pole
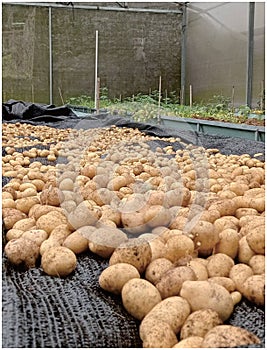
[49,6,53,104]
[94,30,98,109]
[181,2,187,105]
[246,2,255,108]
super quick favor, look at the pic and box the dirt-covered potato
[165,234,195,263]
[6,228,24,241]
[189,220,219,256]
[201,325,260,348]
[40,186,64,206]
[67,201,101,229]
[180,280,234,321]
[208,277,236,292]
[173,336,203,348]
[238,236,255,264]
[242,274,265,306]
[206,253,234,277]
[36,210,67,234]
[248,254,265,275]
[187,260,208,281]
[41,246,77,277]
[22,229,48,246]
[89,227,128,258]
[109,237,152,274]
[246,225,265,254]
[156,266,197,299]
[145,258,173,285]
[144,205,172,228]
[4,237,40,268]
[121,278,162,320]
[99,263,140,294]
[214,228,239,259]
[180,308,222,339]
[140,320,178,348]
[141,296,190,334]
[49,224,72,244]
[13,217,36,232]
[62,230,89,254]
[15,196,40,214]
[2,208,27,230]
[229,263,254,294]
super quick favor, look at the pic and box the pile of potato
[2,122,265,348]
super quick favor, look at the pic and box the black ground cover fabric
[2,103,265,347]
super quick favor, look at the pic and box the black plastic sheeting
[2,101,265,348]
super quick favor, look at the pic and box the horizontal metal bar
[3,2,182,14]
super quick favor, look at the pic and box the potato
[239,215,264,228]
[100,205,121,226]
[180,309,222,339]
[189,220,218,256]
[67,201,100,229]
[243,274,265,306]
[231,291,242,305]
[40,238,61,255]
[2,198,16,209]
[62,230,89,254]
[209,198,238,216]
[6,228,24,241]
[248,255,265,275]
[165,235,195,263]
[120,194,148,234]
[201,325,260,348]
[4,237,40,268]
[235,207,258,219]
[208,277,235,292]
[144,205,172,228]
[41,246,77,277]
[156,266,196,299]
[198,209,220,223]
[173,336,203,348]
[213,216,238,235]
[214,228,239,259]
[40,187,64,206]
[248,197,265,212]
[89,227,127,258]
[206,253,234,277]
[13,218,36,232]
[15,196,40,214]
[229,182,249,196]
[180,280,234,321]
[30,204,64,220]
[2,208,27,230]
[229,263,253,294]
[99,263,140,294]
[140,320,178,348]
[238,236,255,264]
[121,278,162,320]
[148,237,167,261]
[187,260,208,281]
[246,225,265,254]
[145,258,173,285]
[36,211,67,234]
[141,296,190,334]
[22,229,48,246]
[49,224,72,244]
[109,238,152,274]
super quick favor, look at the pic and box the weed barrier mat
[2,109,265,348]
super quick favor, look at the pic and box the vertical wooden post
[157,76,162,123]
[231,85,235,112]
[58,87,64,105]
[189,84,192,108]
[96,77,100,113]
[94,30,99,110]
[260,80,264,110]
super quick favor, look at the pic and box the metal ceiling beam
[3,2,182,14]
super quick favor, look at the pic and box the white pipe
[49,6,53,105]
[4,2,182,14]
[94,30,98,110]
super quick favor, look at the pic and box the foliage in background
[66,88,265,124]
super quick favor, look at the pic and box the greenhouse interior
[2,1,265,348]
